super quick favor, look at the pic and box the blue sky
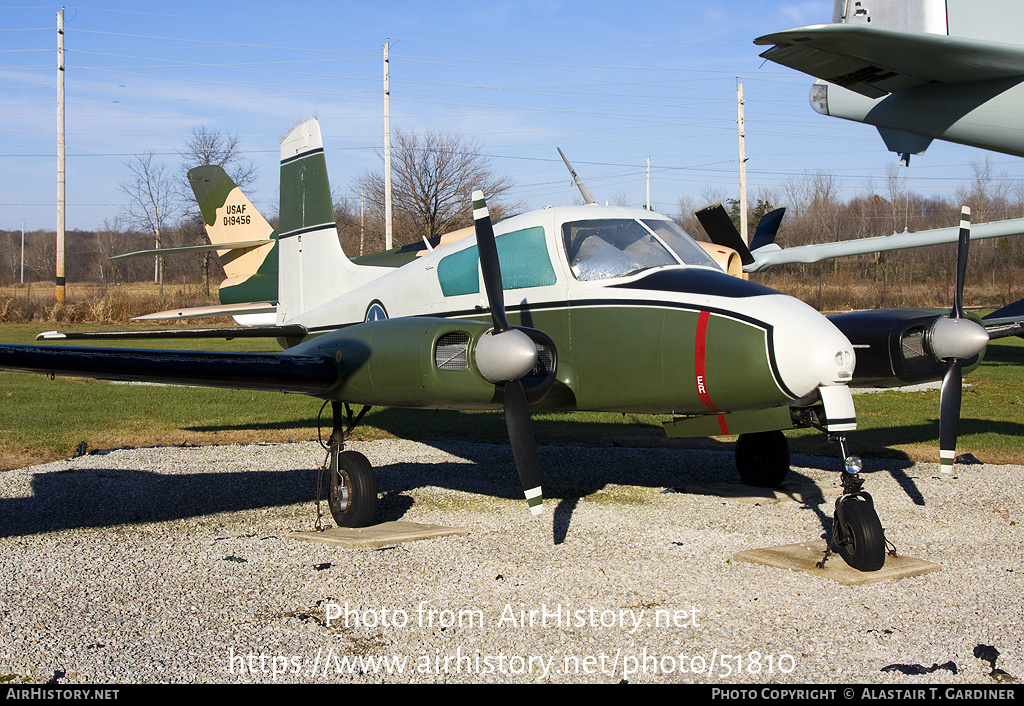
[3,0,1023,232]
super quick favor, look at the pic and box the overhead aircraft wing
[754,24,1024,98]
[0,345,336,395]
[745,217,1024,272]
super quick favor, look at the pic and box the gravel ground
[0,439,1021,685]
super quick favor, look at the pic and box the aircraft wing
[754,24,1024,98]
[745,217,1024,272]
[983,299,1024,339]
[0,345,336,395]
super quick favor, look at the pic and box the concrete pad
[675,480,827,505]
[290,521,468,549]
[732,541,942,585]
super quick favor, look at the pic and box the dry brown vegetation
[0,282,219,324]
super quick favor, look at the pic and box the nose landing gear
[829,434,886,572]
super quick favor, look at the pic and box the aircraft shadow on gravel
[0,440,945,546]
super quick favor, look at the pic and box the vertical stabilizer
[277,118,369,322]
[187,165,278,306]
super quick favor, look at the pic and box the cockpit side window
[561,218,679,281]
[641,219,719,269]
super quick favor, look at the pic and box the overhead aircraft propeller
[694,203,786,267]
[472,190,544,515]
[929,207,990,472]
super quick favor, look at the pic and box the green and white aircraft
[0,119,1008,573]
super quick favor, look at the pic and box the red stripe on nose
[695,310,718,411]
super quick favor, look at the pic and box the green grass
[2,322,1023,470]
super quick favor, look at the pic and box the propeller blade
[473,189,543,515]
[695,203,755,266]
[936,206,977,474]
[503,379,543,514]
[939,359,963,474]
[749,207,786,253]
[473,190,509,333]
[954,206,970,319]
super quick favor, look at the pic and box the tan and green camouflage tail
[187,165,278,306]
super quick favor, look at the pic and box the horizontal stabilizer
[36,324,306,342]
[109,240,274,260]
[132,301,277,322]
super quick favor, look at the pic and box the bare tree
[118,151,179,296]
[354,128,518,248]
[177,126,259,292]
[179,125,258,193]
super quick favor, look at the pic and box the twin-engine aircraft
[0,119,1010,573]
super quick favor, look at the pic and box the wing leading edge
[755,24,1024,98]
[0,345,337,395]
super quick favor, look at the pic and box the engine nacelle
[828,308,983,387]
[697,242,744,277]
[287,317,556,409]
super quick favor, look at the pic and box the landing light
[810,82,829,115]
[834,349,854,381]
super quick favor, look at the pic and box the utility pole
[20,219,25,285]
[383,40,393,251]
[737,79,748,248]
[56,8,66,302]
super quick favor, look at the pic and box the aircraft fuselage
[283,205,856,417]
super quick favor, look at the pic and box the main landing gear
[735,430,791,488]
[734,429,887,572]
[323,401,378,528]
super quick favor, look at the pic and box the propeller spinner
[931,207,989,473]
[472,190,545,515]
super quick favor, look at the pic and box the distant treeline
[4,162,1023,314]
[0,214,219,288]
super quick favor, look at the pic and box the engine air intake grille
[533,343,555,376]
[901,325,927,361]
[435,332,470,370]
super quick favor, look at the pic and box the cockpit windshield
[562,218,718,281]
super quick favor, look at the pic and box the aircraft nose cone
[474,328,539,383]
[929,316,989,361]
[772,298,856,398]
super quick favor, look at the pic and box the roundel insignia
[335,349,343,363]
[365,301,388,322]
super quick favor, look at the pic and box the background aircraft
[754,0,1024,163]
[0,119,1009,573]
[109,166,280,327]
